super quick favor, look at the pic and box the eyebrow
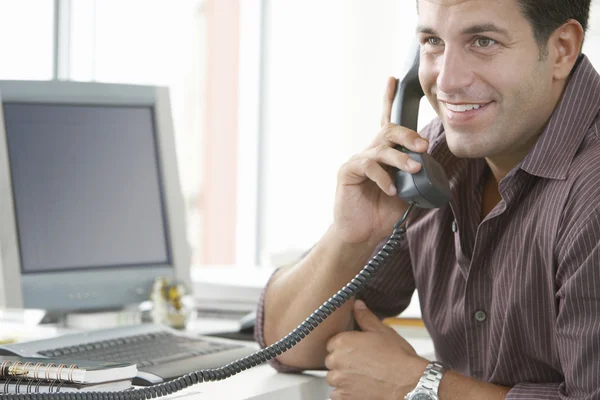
[416,23,513,40]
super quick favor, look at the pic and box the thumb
[354,300,386,332]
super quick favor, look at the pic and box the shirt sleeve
[506,212,600,400]
[506,382,562,399]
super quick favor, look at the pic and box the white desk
[162,365,330,400]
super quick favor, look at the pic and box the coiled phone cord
[0,204,415,400]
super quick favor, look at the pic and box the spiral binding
[0,206,413,400]
[0,360,80,382]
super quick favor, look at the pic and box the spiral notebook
[0,378,133,394]
[0,356,137,384]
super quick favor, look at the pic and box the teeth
[444,103,482,112]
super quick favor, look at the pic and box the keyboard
[0,324,257,385]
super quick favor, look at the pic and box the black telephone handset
[392,43,451,208]
[3,48,452,400]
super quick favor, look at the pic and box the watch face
[411,394,434,400]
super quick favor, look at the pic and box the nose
[435,47,474,95]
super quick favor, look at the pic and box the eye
[473,37,497,48]
[427,37,443,46]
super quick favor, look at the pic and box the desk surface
[162,365,330,400]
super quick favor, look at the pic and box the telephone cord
[0,204,414,400]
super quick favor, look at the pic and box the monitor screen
[4,103,170,273]
[0,81,190,312]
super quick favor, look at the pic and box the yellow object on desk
[384,317,425,328]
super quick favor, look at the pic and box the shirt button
[452,220,458,233]
[474,310,487,322]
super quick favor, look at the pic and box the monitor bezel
[0,80,190,311]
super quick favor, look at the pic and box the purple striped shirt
[256,55,600,399]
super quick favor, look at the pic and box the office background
[1,0,599,270]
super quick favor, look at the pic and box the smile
[440,101,493,124]
[443,102,488,112]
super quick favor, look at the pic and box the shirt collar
[520,55,600,180]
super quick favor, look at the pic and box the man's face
[417,0,558,160]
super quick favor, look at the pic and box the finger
[324,352,337,370]
[341,158,396,196]
[326,370,342,388]
[326,333,343,353]
[338,155,393,194]
[326,331,358,353]
[353,300,388,332]
[364,145,423,173]
[380,76,398,128]
[374,124,429,153]
[341,147,423,195]
[329,388,342,400]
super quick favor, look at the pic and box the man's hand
[325,300,429,400]
[333,77,429,245]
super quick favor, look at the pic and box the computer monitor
[0,80,190,312]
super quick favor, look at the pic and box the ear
[548,19,585,80]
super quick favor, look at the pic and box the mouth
[440,101,493,124]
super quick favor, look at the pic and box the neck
[484,133,538,183]
[480,167,501,221]
[484,154,525,184]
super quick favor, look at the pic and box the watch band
[418,361,447,394]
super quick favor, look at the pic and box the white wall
[585,0,600,67]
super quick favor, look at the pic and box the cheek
[419,65,440,111]
[482,59,546,107]
[418,63,436,96]
[490,70,543,118]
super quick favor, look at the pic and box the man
[256,0,600,398]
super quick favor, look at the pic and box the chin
[444,132,488,159]
[447,146,482,159]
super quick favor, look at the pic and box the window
[0,1,54,80]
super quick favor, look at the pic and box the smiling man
[256,0,600,399]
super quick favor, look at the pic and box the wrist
[402,356,430,394]
[404,359,448,400]
[323,225,382,266]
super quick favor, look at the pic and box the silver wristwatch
[404,361,448,400]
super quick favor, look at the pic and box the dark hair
[517,0,591,56]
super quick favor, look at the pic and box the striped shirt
[255,54,600,399]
